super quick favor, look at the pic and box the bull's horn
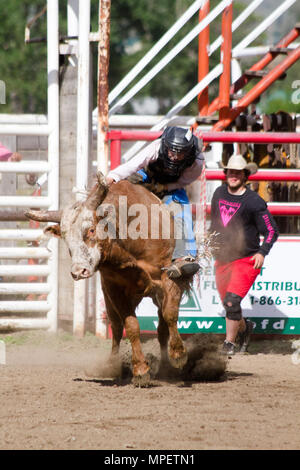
[96,171,107,187]
[85,171,109,210]
[24,209,62,223]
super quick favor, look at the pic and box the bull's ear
[44,224,61,238]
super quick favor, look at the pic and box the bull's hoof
[168,348,188,370]
[132,371,151,388]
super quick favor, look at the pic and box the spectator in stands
[0,142,21,162]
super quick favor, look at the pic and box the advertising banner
[136,237,300,335]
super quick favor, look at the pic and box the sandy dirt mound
[84,334,227,384]
[0,330,300,450]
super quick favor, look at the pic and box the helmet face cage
[165,139,191,155]
[160,127,197,174]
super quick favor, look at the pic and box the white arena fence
[0,160,58,332]
[0,0,59,332]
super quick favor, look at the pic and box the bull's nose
[71,267,92,280]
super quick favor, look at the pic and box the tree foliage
[0,0,298,115]
[0,0,48,113]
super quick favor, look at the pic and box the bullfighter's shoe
[165,256,200,279]
[237,318,254,353]
[221,340,236,356]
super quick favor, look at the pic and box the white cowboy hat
[223,154,258,175]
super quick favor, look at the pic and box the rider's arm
[106,140,160,183]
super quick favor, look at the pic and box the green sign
[136,239,300,336]
[138,316,300,335]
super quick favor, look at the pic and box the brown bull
[25,172,190,386]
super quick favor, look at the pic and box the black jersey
[210,184,279,263]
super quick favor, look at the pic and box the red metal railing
[218,2,232,122]
[107,129,300,145]
[106,129,300,216]
[208,25,300,116]
[205,169,300,182]
[197,0,210,116]
[212,46,300,132]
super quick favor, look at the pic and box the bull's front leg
[124,315,151,387]
[101,284,123,359]
[102,280,150,386]
[161,277,188,370]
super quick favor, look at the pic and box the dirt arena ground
[0,330,300,451]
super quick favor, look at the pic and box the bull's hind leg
[109,313,124,357]
[157,308,169,365]
[161,277,188,369]
[156,308,179,377]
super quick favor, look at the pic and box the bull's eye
[84,226,96,242]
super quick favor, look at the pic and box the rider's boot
[164,256,200,279]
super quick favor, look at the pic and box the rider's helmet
[159,126,198,176]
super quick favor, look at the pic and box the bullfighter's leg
[161,275,188,369]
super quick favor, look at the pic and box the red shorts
[215,256,261,302]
